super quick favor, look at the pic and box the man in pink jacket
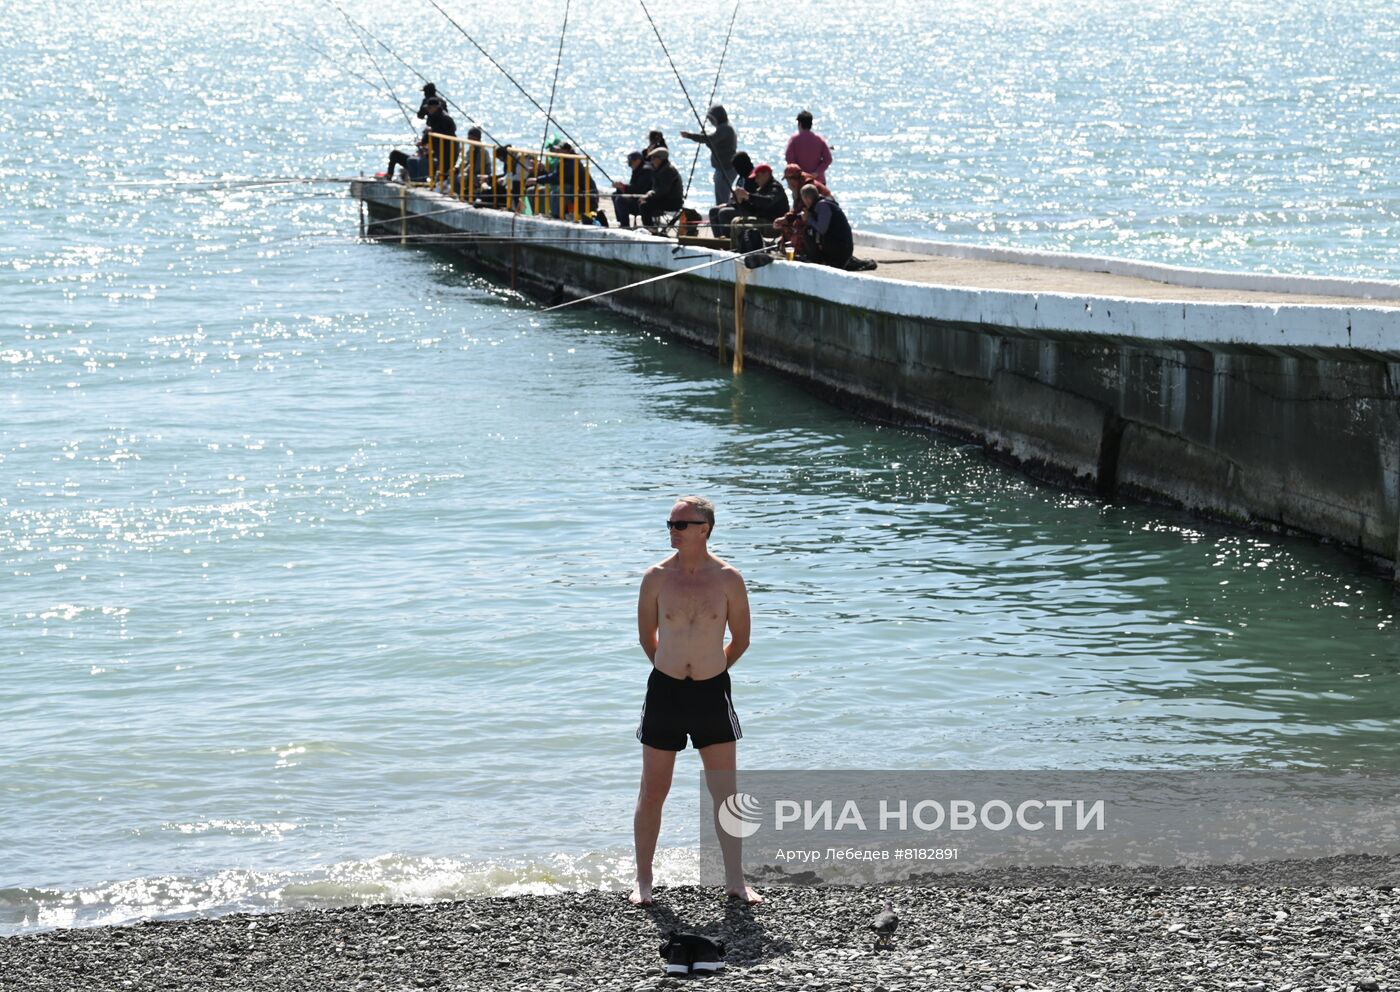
[784,109,832,184]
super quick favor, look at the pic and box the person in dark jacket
[644,129,668,159]
[679,104,738,206]
[800,184,853,268]
[420,97,457,186]
[530,143,599,219]
[710,160,788,238]
[611,150,654,228]
[416,83,444,120]
[640,147,683,229]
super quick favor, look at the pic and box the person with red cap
[709,156,789,240]
[773,165,831,258]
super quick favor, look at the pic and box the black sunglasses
[666,519,707,531]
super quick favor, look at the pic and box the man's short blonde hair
[676,495,715,532]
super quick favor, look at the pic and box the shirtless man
[631,495,762,906]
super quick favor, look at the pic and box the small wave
[0,846,698,936]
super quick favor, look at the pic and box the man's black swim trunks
[635,667,742,751]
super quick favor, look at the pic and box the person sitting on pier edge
[526,142,591,219]
[640,147,683,231]
[612,151,654,229]
[385,131,430,184]
[785,109,832,184]
[773,165,830,258]
[460,126,496,198]
[711,160,788,240]
[416,83,444,120]
[707,151,752,234]
[800,183,853,269]
[644,129,668,159]
[494,146,538,202]
[679,104,738,206]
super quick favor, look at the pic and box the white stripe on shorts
[725,690,742,740]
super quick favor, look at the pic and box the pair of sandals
[658,931,726,975]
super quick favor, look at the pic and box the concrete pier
[352,180,1400,573]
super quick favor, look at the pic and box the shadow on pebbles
[1,882,1396,991]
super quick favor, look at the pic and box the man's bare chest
[658,578,726,627]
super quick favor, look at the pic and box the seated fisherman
[711,160,789,239]
[528,142,598,219]
[800,183,853,269]
[708,151,752,235]
[386,131,431,183]
[611,151,654,228]
[773,165,832,259]
[639,147,683,230]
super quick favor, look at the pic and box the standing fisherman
[680,105,738,207]
[416,83,445,120]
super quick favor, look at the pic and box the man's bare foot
[724,883,763,904]
[629,880,654,906]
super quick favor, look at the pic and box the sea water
[4,0,1400,934]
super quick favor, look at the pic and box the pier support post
[733,262,747,375]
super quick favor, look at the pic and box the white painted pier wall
[353,180,1400,573]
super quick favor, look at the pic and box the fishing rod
[113,176,360,189]
[325,0,417,135]
[420,0,614,184]
[534,240,775,315]
[685,0,740,200]
[636,0,705,131]
[273,23,402,109]
[538,0,571,162]
[321,0,504,148]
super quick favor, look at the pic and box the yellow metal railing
[424,133,594,221]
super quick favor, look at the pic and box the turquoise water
[5,0,1400,934]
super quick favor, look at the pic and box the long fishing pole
[538,0,571,160]
[274,24,403,111]
[420,0,614,184]
[322,0,503,148]
[685,0,740,200]
[636,0,705,131]
[325,0,417,135]
[113,176,361,189]
[533,240,774,315]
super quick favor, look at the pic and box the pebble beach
[4,875,1396,992]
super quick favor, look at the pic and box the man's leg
[613,194,634,228]
[632,743,676,905]
[699,741,763,904]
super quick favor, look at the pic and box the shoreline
[5,867,1396,991]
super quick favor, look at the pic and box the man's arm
[637,568,660,663]
[724,570,750,669]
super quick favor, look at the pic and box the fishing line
[112,176,361,191]
[325,0,417,135]
[273,24,396,104]
[538,0,572,162]
[322,1,503,147]
[685,0,740,200]
[636,0,705,131]
[534,241,773,315]
[420,0,614,184]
